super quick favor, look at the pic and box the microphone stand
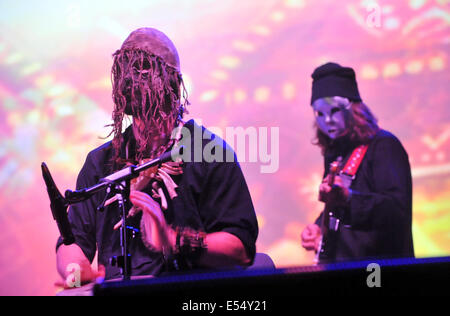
[44,146,183,281]
[102,179,132,280]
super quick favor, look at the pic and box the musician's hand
[301,224,322,251]
[318,175,350,206]
[56,244,105,289]
[55,264,105,290]
[129,190,176,253]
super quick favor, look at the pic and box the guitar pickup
[329,216,340,231]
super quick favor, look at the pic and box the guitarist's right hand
[301,224,322,252]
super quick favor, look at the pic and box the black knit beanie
[311,62,362,105]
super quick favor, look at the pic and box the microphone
[41,162,75,245]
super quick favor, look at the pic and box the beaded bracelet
[169,227,207,270]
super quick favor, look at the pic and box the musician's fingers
[320,183,332,193]
[302,225,316,240]
[312,224,322,235]
[327,179,349,203]
[151,189,160,199]
[128,205,141,217]
[302,240,316,251]
[322,174,330,183]
[302,225,312,237]
[159,168,176,184]
[163,161,183,168]
[161,163,183,175]
[159,187,168,210]
[129,191,164,222]
[334,176,344,186]
[301,231,312,241]
[130,190,159,206]
[160,167,175,175]
[96,264,106,279]
[301,224,322,251]
[331,181,345,195]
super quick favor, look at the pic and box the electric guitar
[315,157,342,264]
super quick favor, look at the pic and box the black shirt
[316,129,414,261]
[57,120,259,280]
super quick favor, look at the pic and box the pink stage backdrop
[0,0,448,295]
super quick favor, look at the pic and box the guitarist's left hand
[319,175,350,206]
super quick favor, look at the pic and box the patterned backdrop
[0,0,449,295]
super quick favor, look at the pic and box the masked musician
[56,28,258,286]
[301,62,414,263]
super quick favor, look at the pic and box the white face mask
[312,97,351,139]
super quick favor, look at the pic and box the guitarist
[301,62,414,263]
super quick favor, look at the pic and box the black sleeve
[349,136,412,230]
[55,153,98,263]
[199,159,259,263]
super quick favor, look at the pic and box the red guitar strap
[340,144,369,179]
